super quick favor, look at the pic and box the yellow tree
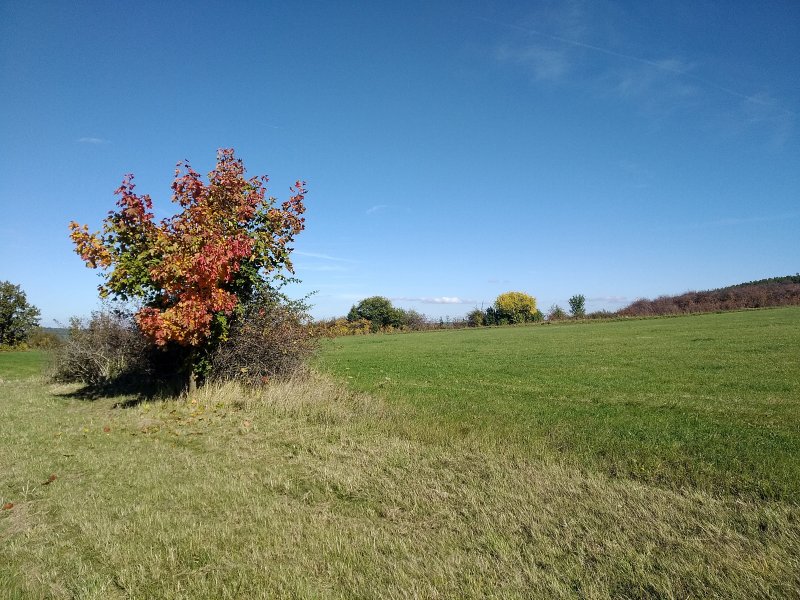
[494,291,539,324]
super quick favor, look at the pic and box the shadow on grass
[53,375,186,407]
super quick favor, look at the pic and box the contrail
[480,16,796,116]
[294,251,357,263]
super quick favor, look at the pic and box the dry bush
[546,304,568,321]
[52,311,152,386]
[619,282,800,317]
[211,300,317,385]
[398,309,428,331]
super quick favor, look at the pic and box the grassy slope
[318,308,800,500]
[1,309,799,597]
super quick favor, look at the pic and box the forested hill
[730,274,800,287]
[619,274,800,317]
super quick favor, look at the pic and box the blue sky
[1,1,798,324]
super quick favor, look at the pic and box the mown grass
[317,308,800,501]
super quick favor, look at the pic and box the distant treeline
[730,274,800,287]
[618,274,800,317]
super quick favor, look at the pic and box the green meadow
[317,307,800,501]
[0,350,48,380]
[1,308,798,598]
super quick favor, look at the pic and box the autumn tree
[493,291,540,324]
[70,149,306,389]
[0,281,41,347]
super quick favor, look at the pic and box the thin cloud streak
[481,16,796,116]
[294,251,356,263]
[77,137,109,144]
[496,44,569,81]
[392,296,475,305]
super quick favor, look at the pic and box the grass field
[0,350,49,380]
[1,308,799,597]
[318,308,800,502]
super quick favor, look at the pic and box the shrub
[484,306,502,325]
[586,310,616,319]
[52,310,152,386]
[211,293,317,385]
[547,304,568,321]
[345,297,432,332]
[396,308,427,331]
[313,317,372,337]
[467,308,486,327]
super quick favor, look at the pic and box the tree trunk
[183,347,198,395]
[187,370,197,395]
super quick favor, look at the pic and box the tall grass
[1,371,798,597]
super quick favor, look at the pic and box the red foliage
[70,149,306,349]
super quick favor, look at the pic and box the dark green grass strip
[317,308,800,500]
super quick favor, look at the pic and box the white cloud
[366,205,388,215]
[392,296,475,305]
[77,137,109,144]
